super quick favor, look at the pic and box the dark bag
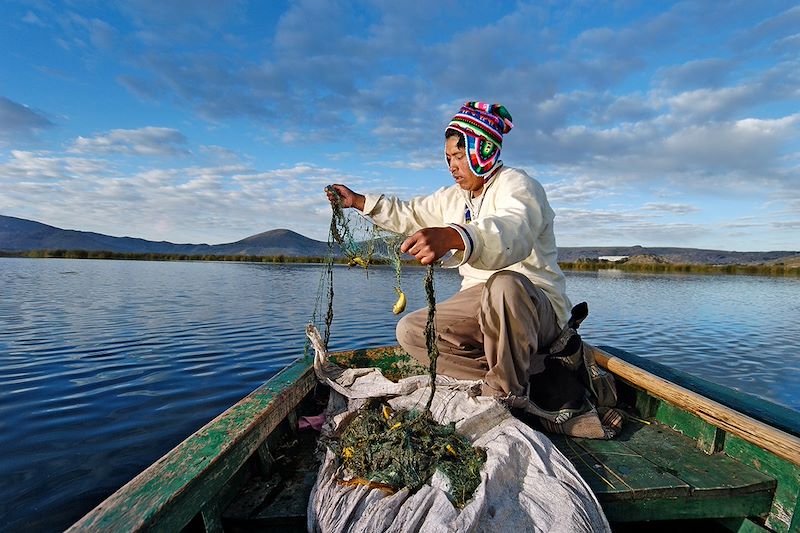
[524,302,620,438]
[538,302,617,407]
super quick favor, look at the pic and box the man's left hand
[401,227,464,265]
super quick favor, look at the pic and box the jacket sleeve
[362,187,449,236]
[460,176,551,270]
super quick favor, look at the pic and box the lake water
[1,258,798,531]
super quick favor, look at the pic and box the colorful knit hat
[447,101,514,177]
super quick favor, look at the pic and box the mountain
[1,214,797,265]
[205,229,331,257]
[0,215,330,257]
[556,245,800,266]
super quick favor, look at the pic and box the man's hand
[326,184,365,211]
[401,227,464,265]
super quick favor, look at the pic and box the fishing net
[308,187,406,349]
[322,400,486,508]
[308,185,486,508]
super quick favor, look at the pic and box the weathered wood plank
[222,422,320,530]
[592,346,800,466]
[620,420,775,498]
[252,471,316,521]
[549,434,634,495]
[725,434,800,533]
[554,420,777,523]
[68,356,316,533]
[559,435,690,500]
[601,494,778,524]
[633,389,660,419]
[222,476,282,520]
[653,401,725,453]
[200,460,253,532]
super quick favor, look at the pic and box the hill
[556,245,799,266]
[0,215,329,257]
[1,215,797,265]
[208,229,331,257]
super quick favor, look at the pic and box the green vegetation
[0,249,386,265]
[1,249,797,277]
[559,260,799,277]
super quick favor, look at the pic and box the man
[326,101,571,398]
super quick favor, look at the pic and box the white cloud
[21,11,47,27]
[666,85,757,120]
[1,150,106,181]
[660,114,800,174]
[70,127,189,156]
[66,13,118,51]
[640,203,699,215]
[370,154,443,172]
[199,145,242,162]
[0,97,53,142]
[735,5,800,50]
[771,220,800,230]
[0,147,384,243]
[544,177,618,205]
[657,58,733,90]
[554,206,711,247]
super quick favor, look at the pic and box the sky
[0,1,798,251]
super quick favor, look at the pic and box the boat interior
[71,345,800,533]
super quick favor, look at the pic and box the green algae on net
[324,399,487,508]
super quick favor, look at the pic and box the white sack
[305,326,610,532]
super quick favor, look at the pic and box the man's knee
[396,309,426,350]
[482,270,553,328]
[484,270,532,298]
[395,314,413,348]
[396,309,433,366]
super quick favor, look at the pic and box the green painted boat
[69,345,800,532]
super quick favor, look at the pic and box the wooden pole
[591,346,800,466]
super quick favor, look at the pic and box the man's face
[445,135,484,196]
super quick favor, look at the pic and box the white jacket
[363,166,572,327]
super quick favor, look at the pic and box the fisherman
[326,101,571,399]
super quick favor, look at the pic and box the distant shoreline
[2,250,798,277]
[558,260,798,277]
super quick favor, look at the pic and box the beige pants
[396,271,560,397]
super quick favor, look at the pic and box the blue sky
[1,1,798,251]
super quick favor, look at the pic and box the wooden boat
[69,345,800,532]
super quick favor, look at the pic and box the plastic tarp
[306,327,610,533]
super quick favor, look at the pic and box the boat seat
[549,418,778,523]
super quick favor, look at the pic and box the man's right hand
[326,184,365,211]
[401,227,464,265]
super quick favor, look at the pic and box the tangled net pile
[324,400,487,507]
[310,185,486,507]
